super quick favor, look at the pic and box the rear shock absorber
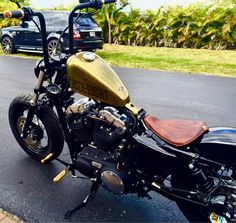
[188,161,213,194]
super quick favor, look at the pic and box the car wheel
[47,39,62,58]
[1,36,16,54]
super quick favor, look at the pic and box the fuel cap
[82,52,95,62]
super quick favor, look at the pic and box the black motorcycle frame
[2,0,236,220]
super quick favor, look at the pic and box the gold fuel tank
[66,52,130,107]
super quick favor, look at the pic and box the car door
[12,22,28,47]
[14,19,42,50]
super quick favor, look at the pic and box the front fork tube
[55,103,76,170]
[22,70,45,139]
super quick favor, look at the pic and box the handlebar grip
[3,9,24,19]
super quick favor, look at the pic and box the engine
[65,98,136,194]
[66,98,128,149]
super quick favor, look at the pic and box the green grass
[0,47,41,59]
[97,45,236,77]
[1,44,236,77]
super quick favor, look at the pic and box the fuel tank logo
[118,86,125,92]
[70,80,109,101]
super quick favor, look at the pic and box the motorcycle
[1,0,236,222]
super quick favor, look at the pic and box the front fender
[0,31,14,42]
[197,127,236,166]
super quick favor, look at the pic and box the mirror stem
[16,2,21,8]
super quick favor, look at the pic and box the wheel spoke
[48,40,61,57]
[1,38,13,54]
[17,114,48,153]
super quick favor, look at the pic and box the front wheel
[8,94,64,162]
[1,36,16,54]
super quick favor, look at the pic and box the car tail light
[73,31,81,40]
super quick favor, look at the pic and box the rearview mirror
[21,22,28,28]
[9,0,24,8]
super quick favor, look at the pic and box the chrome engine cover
[101,170,125,195]
[75,144,135,195]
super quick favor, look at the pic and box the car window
[75,16,98,27]
[26,11,99,30]
[43,11,68,29]
[22,19,39,29]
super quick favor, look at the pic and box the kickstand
[64,181,99,219]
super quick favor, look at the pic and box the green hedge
[1,0,235,50]
[95,0,236,50]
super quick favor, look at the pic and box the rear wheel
[172,167,236,222]
[172,171,210,222]
[47,39,62,58]
[1,36,16,54]
[8,94,64,162]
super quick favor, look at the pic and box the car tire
[1,36,16,54]
[47,38,62,58]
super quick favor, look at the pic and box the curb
[0,209,22,223]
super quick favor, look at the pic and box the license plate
[90,31,95,37]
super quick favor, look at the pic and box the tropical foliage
[95,0,236,50]
[1,0,236,50]
[0,2,20,29]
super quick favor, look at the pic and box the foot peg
[53,169,69,183]
[41,153,54,164]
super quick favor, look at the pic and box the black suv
[0,11,103,57]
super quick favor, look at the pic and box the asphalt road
[0,55,235,222]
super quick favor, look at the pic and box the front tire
[8,94,64,162]
[1,36,16,54]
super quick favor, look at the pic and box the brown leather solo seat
[144,115,209,147]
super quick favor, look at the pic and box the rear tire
[172,169,210,222]
[47,38,62,58]
[8,94,64,162]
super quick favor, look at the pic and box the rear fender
[47,33,64,43]
[197,127,236,166]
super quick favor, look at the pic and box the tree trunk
[108,22,112,44]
